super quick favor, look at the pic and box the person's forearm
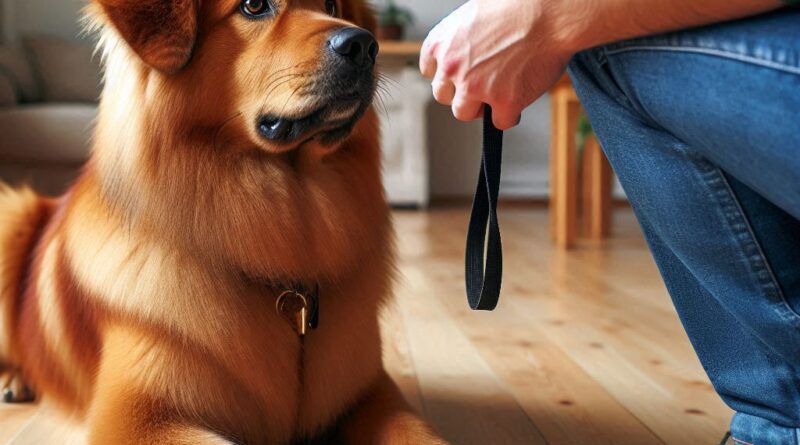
[421,0,791,129]
[551,0,786,53]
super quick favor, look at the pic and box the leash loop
[465,106,504,311]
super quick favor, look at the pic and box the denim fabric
[568,9,800,444]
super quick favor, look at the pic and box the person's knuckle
[421,44,438,66]
[462,78,483,98]
[495,100,523,118]
[495,120,513,130]
[422,46,436,64]
[432,85,452,104]
[453,105,469,120]
[419,61,430,75]
[494,93,514,107]
[422,35,437,51]
[441,56,461,78]
[506,105,522,118]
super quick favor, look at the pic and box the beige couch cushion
[0,104,96,163]
[0,46,40,102]
[24,36,102,103]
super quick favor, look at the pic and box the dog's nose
[328,28,379,69]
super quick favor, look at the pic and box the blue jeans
[568,9,800,444]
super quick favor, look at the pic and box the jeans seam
[708,168,800,325]
[732,438,755,445]
[580,49,638,113]
[605,46,800,76]
[593,48,665,130]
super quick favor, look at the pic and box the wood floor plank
[391,208,731,444]
[393,275,549,445]
[7,406,85,445]
[400,266,665,445]
[498,220,732,443]
[0,404,37,445]
[380,301,425,414]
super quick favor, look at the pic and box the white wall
[425,98,551,199]
[378,0,459,41]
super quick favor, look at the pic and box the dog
[0,0,449,443]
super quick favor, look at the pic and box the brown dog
[0,0,448,443]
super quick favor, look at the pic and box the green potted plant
[378,1,415,41]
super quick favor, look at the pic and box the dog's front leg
[338,371,450,445]
[92,423,235,445]
[86,329,239,445]
[89,418,235,445]
[87,386,237,445]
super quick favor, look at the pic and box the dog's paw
[1,370,35,403]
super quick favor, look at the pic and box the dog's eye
[241,0,273,18]
[325,0,338,17]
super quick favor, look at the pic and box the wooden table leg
[582,136,613,240]
[549,94,559,241]
[550,89,580,249]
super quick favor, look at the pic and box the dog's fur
[0,0,447,443]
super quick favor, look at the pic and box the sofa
[0,35,100,195]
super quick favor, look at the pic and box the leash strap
[465,106,504,311]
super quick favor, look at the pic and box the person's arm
[559,0,785,51]
[420,0,786,129]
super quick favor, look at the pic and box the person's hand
[420,0,575,130]
[420,0,781,130]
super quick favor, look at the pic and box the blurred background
[0,1,734,444]
[0,0,557,201]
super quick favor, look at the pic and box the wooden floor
[1,207,731,445]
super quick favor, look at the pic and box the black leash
[465,106,504,311]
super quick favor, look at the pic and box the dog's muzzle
[256,27,378,144]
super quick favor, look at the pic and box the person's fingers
[452,94,483,122]
[420,38,439,78]
[490,103,523,130]
[432,76,456,106]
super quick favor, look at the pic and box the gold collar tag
[276,290,313,336]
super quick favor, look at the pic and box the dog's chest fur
[15,189,389,444]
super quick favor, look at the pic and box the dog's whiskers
[258,61,311,88]
[277,85,307,120]
[264,75,307,99]
[263,72,306,97]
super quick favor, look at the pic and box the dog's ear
[341,0,377,35]
[95,0,198,74]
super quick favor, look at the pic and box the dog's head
[91,0,379,153]
[86,0,388,279]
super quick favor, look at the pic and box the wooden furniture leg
[549,94,559,241]
[582,136,613,240]
[550,88,580,249]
